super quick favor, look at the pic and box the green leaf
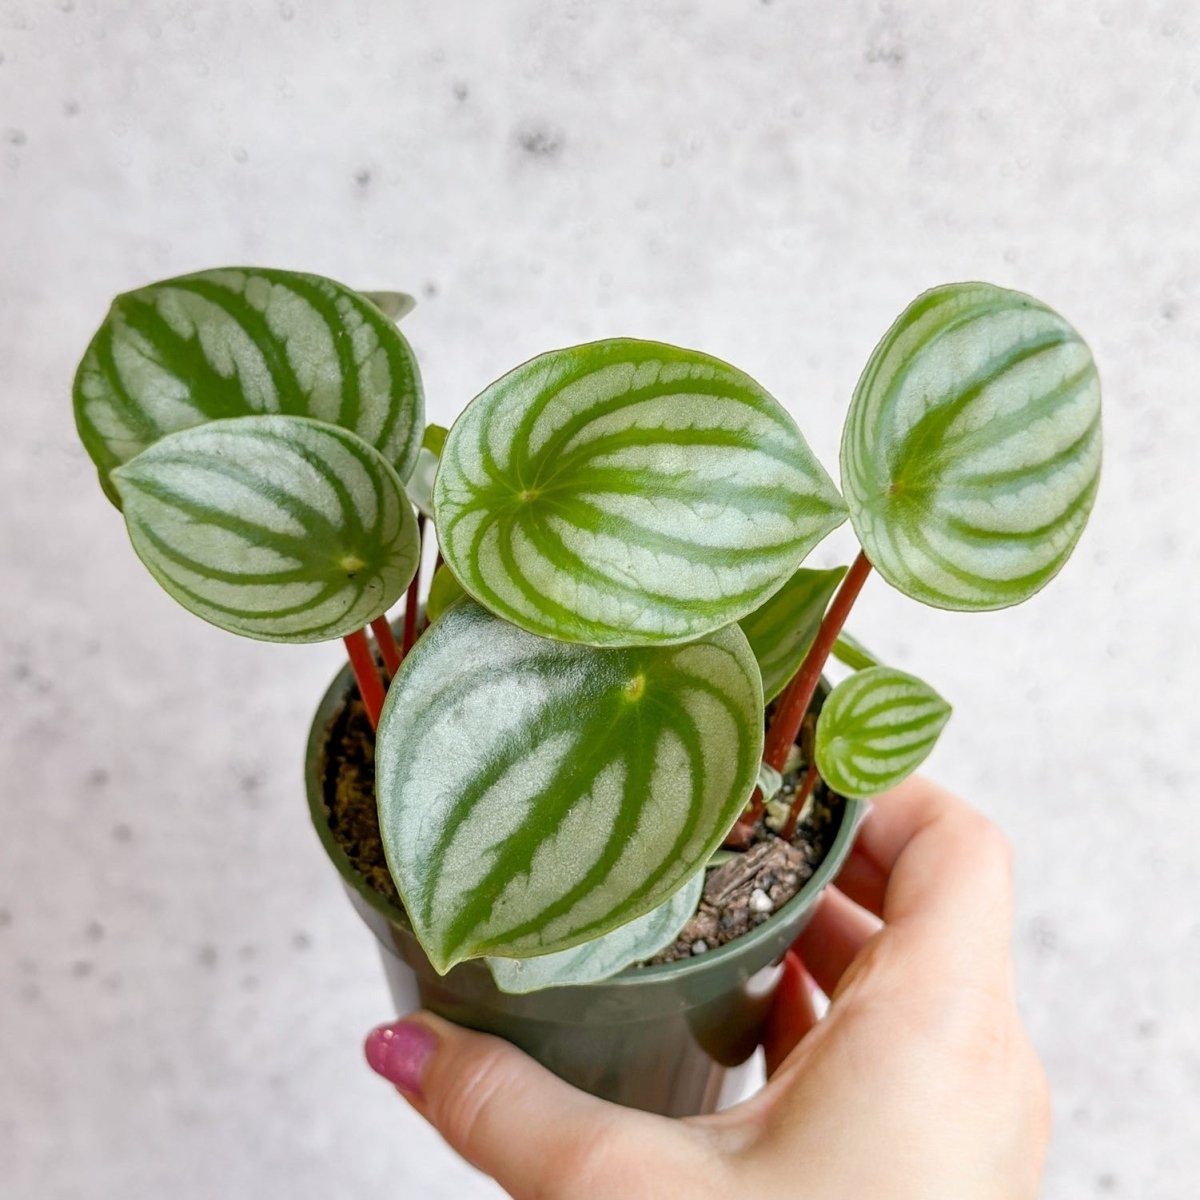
[425,563,466,624]
[361,290,417,321]
[841,283,1101,611]
[434,339,846,647]
[74,268,425,502]
[112,415,420,643]
[738,566,846,701]
[486,869,704,993]
[375,600,763,972]
[815,667,951,798]
[405,424,450,519]
[831,632,881,671]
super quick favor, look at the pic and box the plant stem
[343,629,386,730]
[781,762,820,842]
[763,548,873,772]
[370,616,402,678]
[401,513,426,657]
[726,549,872,846]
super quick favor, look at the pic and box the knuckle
[428,1041,514,1158]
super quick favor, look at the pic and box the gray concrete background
[1,2,1196,1196]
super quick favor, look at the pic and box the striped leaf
[841,283,1101,610]
[815,667,951,798]
[375,600,763,973]
[434,339,846,647]
[831,632,881,672]
[112,415,420,643]
[739,566,846,701]
[425,563,466,625]
[74,268,425,501]
[486,869,704,993]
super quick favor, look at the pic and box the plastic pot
[305,659,863,1118]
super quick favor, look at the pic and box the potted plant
[73,269,1101,1117]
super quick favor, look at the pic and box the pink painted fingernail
[364,1020,436,1096]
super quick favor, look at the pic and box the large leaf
[375,600,763,973]
[738,566,846,701]
[815,666,951,798]
[486,869,704,994]
[434,339,846,647]
[841,283,1101,611]
[112,415,420,643]
[74,267,425,501]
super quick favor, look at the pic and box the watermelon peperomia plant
[74,269,1101,989]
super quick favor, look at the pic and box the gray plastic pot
[306,660,863,1118]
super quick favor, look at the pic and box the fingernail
[364,1020,436,1096]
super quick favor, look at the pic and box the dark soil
[318,694,846,963]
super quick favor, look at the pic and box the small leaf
[841,282,1101,611]
[738,566,846,701]
[376,600,763,972]
[434,339,846,647]
[486,869,704,993]
[815,667,951,798]
[425,563,466,624]
[405,424,450,519]
[112,415,420,643]
[74,268,425,502]
[831,632,881,671]
[361,290,417,321]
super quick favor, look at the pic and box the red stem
[401,513,427,658]
[727,549,873,844]
[370,616,402,678]
[343,629,386,731]
[781,763,820,842]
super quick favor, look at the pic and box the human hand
[363,777,1051,1199]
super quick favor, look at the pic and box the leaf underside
[841,282,1101,611]
[486,868,705,993]
[375,600,764,973]
[74,267,425,502]
[739,566,847,701]
[112,415,420,643]
[434,338,847,647]
[815,666,951,798]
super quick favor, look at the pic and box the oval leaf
[425,563,467,624]
[434,339,846,646]
[112,415,420,643]
[738,566,846,701]
[841,283,1101,611]
[375,600,763,972]
[486,869,704,994]
[815,667,951,798]
[74,267,425,500]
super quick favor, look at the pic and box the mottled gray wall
[2,2,1196,1197]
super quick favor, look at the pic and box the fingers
[364,1012,694,1198]
[793,887,881,999]
[761,951,818,1076]
[833,776,1016,994]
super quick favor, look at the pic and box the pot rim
[306,656,864,989]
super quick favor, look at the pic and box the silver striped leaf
[74,268,425,502]
[112,415,420,643]
[486,869,704,994]
[738,565,847,701]
[375,600,763,973]
[841,283,1101,610]
[815,666,951,799]
[434,339,847,647]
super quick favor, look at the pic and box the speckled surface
[1,3,1196,1197]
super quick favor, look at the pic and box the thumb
[364,1011,694,1198]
